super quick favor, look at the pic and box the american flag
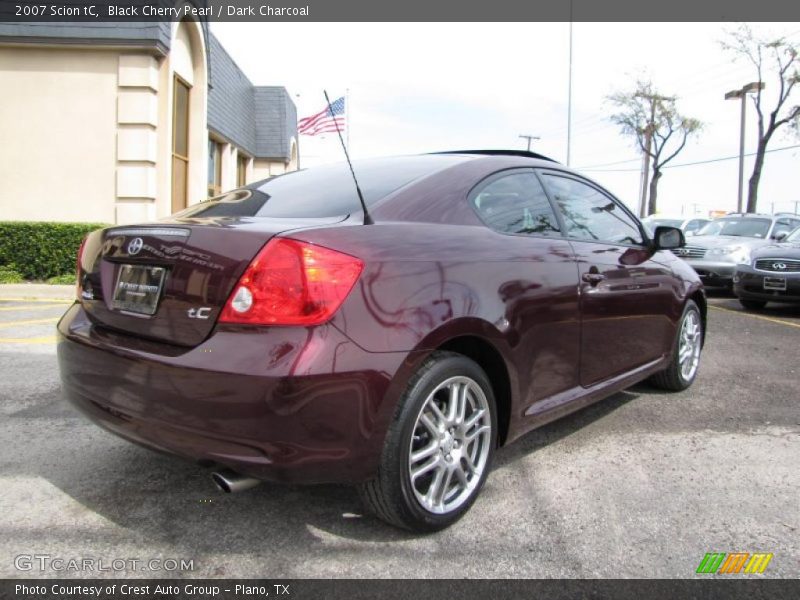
[297,96,346,136]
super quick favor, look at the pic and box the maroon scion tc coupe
[58,150,706,531]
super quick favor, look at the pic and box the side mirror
[653,226,685,250]
[774,231,788,242]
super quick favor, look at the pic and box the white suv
[672,213,800,287]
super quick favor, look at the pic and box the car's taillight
[75,235,88,300]
[219,238,363,326]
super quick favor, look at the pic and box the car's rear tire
[739,298,767,310]
[649,300,703,391]
[358,351,497,532]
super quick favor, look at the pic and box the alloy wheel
[407,376,492,515]
[678,310,702,381]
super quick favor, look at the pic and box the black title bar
[3,579,800,600]
[1,0,800,22]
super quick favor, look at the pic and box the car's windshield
[696,217,771,238]
[642,218,681,235]
[644,218,683,229]
[786,227,800,243]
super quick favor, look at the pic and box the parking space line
[0,317,59,329]
[0,335,57,344]
[0,297,71,303]
[0,303,69,312]
[709,305,800,330]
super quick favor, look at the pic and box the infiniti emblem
[127,237,144,255]
[772,262,787,270]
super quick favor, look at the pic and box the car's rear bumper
[683,259,737,287]
[57,303,414,484]
[733,266,800,304]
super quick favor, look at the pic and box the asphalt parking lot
[1,292,798,579]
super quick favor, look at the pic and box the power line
[581,144,800,173]
[576,156,642,169]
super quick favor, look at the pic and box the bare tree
[723,25,800,213]
[608,80,702,217]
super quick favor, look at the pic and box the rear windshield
[174,155,468,219]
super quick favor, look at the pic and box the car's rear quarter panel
[292,220,583,443]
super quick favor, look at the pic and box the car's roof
[243,151,592,220]
[249,151,566,195]
[431,149,559,163]
[721,213,788,220]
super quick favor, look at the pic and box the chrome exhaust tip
[211,469,261,493]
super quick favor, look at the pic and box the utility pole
[519,134,540,152]
[638,102,655,218]
[725,82,764,214]
[566,12,573,166]
[635,91,674,218]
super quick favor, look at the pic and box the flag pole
[345,88,350,152]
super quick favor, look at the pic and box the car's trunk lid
[78,216,344,347]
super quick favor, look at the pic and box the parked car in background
[57,150,706,532]
[734,226,800,310]
[672,213,800,287]
[642,215,711,237]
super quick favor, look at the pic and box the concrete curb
[0,284,74,302]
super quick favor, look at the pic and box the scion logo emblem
[127,237,144,255]
[772,262,786,270]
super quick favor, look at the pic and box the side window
[773,218,800,237]
[472,171,560,236]
[542,174,643,245]
[772,219,792,237]
[685,220,701,232]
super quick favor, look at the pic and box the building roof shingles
[206,34,296,160]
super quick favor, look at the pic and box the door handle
[582,272,606,285]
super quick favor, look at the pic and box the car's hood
[751,241,800,259]
[688,235,770,249]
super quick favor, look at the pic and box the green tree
[608,81,702,217]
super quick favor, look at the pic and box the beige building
[0,21,299,224]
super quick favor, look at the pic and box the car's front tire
[650,300,703,391]
[358,351,497,532]
[739,298,767,310]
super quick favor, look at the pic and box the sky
[211,22,800,217]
